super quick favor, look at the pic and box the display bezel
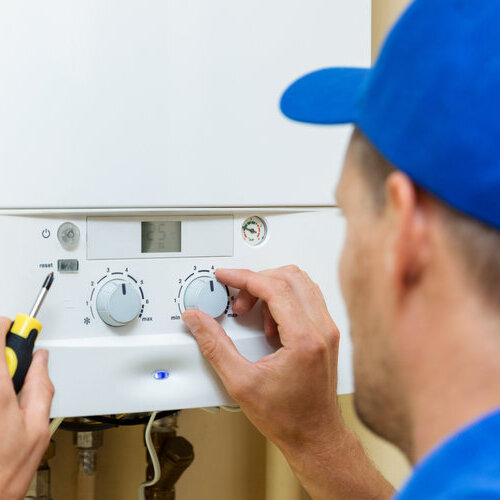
[86,215,234,260]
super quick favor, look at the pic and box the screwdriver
[5,272,54,393]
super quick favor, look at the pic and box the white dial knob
[183,276,228,318]
[96,279,142,327]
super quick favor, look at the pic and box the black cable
[86,410,178,426]
[56,410,179,432]
[59,420,117,432]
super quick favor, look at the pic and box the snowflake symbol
[84,317,91,325]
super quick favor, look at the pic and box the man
[182,0,500,498]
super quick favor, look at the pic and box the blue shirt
[395,408,500,499]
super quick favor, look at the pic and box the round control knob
[96,279,142,327]
[183,276,228,318]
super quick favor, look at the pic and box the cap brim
[280,67,369,125]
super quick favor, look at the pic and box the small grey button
[58,259,79,273]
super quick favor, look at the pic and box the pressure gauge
[241,216,267,246]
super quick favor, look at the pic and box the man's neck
[403,291,500,463]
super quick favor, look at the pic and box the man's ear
[384,172,431,297]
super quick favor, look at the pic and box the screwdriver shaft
[29,272,54,318]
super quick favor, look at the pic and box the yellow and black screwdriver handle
[5,314,42,393]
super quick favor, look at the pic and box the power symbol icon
[42,229,51,239]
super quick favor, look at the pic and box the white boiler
[0,0,370,417]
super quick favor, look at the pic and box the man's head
[280,0,500,459]
[336,128,500,457]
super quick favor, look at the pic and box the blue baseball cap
[280,0,500,231]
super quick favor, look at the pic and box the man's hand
[183,266,342,452]
[182,266,394,500]
[0,317,54,500]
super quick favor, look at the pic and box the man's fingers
[263,266,333,326]
[0,316,12,375]
[232,286,279,337]
[220,267,338,346]
[19,350,54,424]
[0,316,11,337]
[182,310,254,395]
[233,290,259,314]
[0,316,17,405]
[262,302,279,338]
[216,269,275,300]
[215,269,312,343]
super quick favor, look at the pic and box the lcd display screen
[141,221,181,253]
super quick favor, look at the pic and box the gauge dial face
[241,216,267,246]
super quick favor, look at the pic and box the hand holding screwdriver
[5,272,54,393]
[0,317,54,500]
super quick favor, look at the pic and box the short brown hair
[352,127,500,310]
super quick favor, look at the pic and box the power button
[57,222,80,250]
[41,228,51,239]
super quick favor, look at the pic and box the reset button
[57,259,79,273]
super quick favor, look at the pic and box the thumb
[182,310,252,391]
[19,350,54,421]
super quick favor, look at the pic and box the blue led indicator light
[153,371,169,380]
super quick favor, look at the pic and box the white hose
[138,412,160,500]
[221,405,242,413]
[49,417,64,438]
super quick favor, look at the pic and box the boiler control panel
[0,209,351,417]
